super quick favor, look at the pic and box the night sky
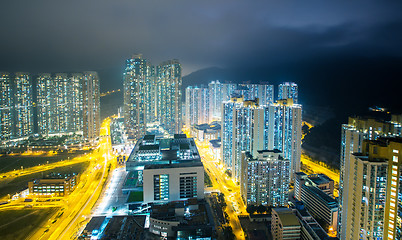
[1,1,402,112]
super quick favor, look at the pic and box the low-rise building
[190,122,221,142]
[149,199,214,239]
[300,184,338,231]
[209,139,221,162]
[271,208,301,240]
[80,216,106,240]
[295,173,334,201]
[143,161,204,203]
[28,174,77,196]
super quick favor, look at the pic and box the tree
[246,205,257,214]
[256,205,266,213]
[222,226,235,240]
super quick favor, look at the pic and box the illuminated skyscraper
[123,54,148,140]
[259,84,274,106]
[82,71,100,140]
[69,73,84,133]
[36,73,53,135]
[221,83,237,102]
[185,86,198,128]
[37,73,84,136]
[208,80,222,122]
[232,99,266,182]
[266,99,302,180]
[185,86,209,128]
[14,72,34,138]
[278,82,298,103]
[0,72,13,140]
[338,116,402,239]
[340,138,402,240]
[145,63,156,123]
[54,73,70,133]
[156,60,182,135]
[221,95,244,169]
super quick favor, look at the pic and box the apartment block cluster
[0,72,100,142]
[123,54,182,141]
[185,81,301,208]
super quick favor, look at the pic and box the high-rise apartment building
[185,86,199,128]
[240,150,290,207]
[221,95,244,169]
[82,72,100,140]
[123,55,183,139]
[0,72,99,141]
[14,72,34,138]
[156,60,182,135]
[338,116,402,239]
[340,138,402,240]
[208,80,222,122]
[123,54,148,140]
[259,84,274,106]
[278,82,298,103]
[0,72,13,140]
[266,99,302,179]
[185,86,209,128]
[69,73,84,133]
[36,73,53,135]
[221,83,237,102]
[232,99,266,181]
[54,73,70,133]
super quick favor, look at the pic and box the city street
[194,139,246,240]
[28,117,116,240]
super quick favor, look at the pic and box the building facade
[14,72,34,138]
[123,54,148,140]
[0,72,13,140]
[278,82,298,103]
[142,162,204,203]
[28,175,78,196]
[208,80,222,122]
[271,208,301,240]
[338,116,402,239]
[240,150,290,207]
[221,96,244,169]
[82,72,100,140]
[340,138,402,240]
[267,99,302,180]
[156,60,182,135]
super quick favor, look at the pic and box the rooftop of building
[245,150,286,161]
[209,139,221,148]
[307,174,333,185]
[295,172,307,177]
[84,216,106,232]
[150,199,209,226]
[144,161,203,170]
[127,134,200,164]
[100,215,146,239]
[294,206,339,240]
[193,122,221,131]
[272,208,300,227]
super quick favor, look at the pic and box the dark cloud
[0,0,402,76]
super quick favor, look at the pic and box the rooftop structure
[271,208,301,240]
[148,199,214,239]
[126,134,200,171]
